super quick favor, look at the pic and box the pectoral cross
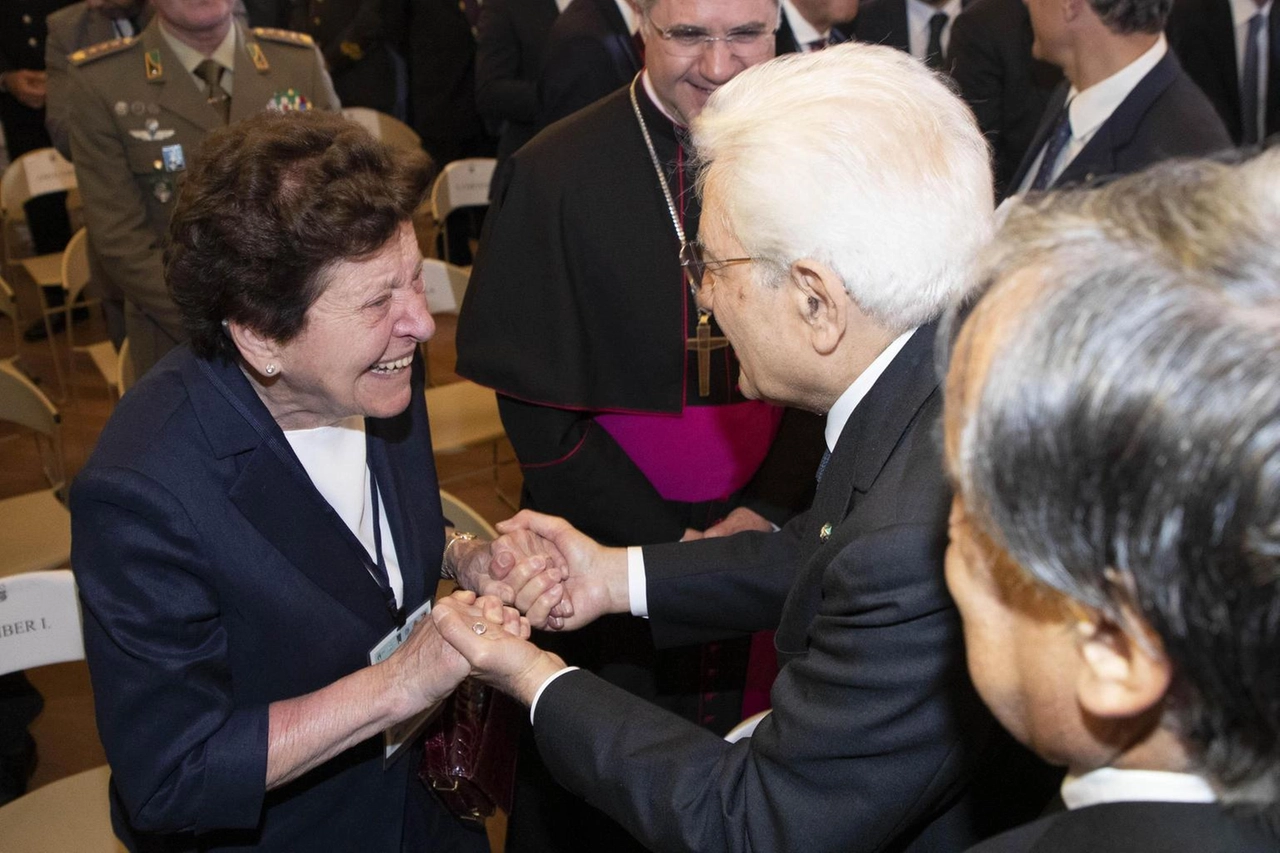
[686,310,729,397]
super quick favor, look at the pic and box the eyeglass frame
[642,13,779,56]
[680,240,757,297]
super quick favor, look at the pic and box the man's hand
[491,510,629,631]
[450,531,568,625]
[432,591,562,705]
[2,70,48,110]
[701,507,775,538]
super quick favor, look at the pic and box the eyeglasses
[680,240,756,296]
[644,16,778,57]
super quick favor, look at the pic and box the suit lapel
[1056,52,1179,188]
[775,325,941,657]
[1007,83,1069,195]
[1267,9,1280,136]
[776,13,801,55]
[189,356,399,631]
[888,0,910,52]
[141,21,223,132]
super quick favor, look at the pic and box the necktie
[1029,105,1072,191]
[925,13,948,69]
[807,38,828,52]
[196,59,230,124]
[1241,11,1266,145]
[815,448,832,483]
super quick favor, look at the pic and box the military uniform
[66,19,339,377]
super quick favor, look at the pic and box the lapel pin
[819,523,832,542]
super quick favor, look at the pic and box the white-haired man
[439,44,1059,853]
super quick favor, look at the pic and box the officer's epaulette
[69,36,136,66]
[251,28,315,48]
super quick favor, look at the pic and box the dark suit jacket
[1167,0,1280,145]
[1007,50,1232,196]
[967,801,1280,852]
[775,11,853,55]
[0,0,75,158]
[475,0,559,165]
[70,349,473,852]
[408,0,493,165]
[948,0,1061,197]
[528,327,1057,852]
[851,0,911,52]
[536,0,639,129]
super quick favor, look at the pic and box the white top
[555,0,573,13]
[284,416,405,608]
[625,326,918,619]
[1019,35,1168,192]
[1232,0,1273,141]
[781,0,829,49]
[906,0,964,61]
[160,18,239,96]
[1062,767,1217,810]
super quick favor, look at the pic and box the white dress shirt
[906,0,964,61]
[781,0,831,49]
[1061,767,1217,810]
[1232,0,1273,142]
[1018,35,1168,192]
[160,18,239,96]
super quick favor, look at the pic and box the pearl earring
[265,363,277,376]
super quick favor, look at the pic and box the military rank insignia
[266,89,311,112]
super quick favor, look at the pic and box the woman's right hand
[431,592,565,705]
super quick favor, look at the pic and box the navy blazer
[70,347,472,851]
[527,327,1058,852]
[1007,50,1231,196]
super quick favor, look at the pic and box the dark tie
[1241,11,1266,145]
[807,38,828,51]
[925,13,948,69]
[196,59,230,124]
[1029,105,1072,191]
[815,448,832,483]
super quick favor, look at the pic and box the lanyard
[367,467,404,626]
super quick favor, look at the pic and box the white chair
[41,228,117,400]
[116,337,135,397]
[341,107,422,153]
[0,570,125,852]
[1,148,77,288]
[1,273,23,363]
[428,158,496,264]
[421,258,471,317]
[724,710,771,743]
[0,362,71,577]
[439,490,498,540]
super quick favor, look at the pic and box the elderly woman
[70,110,548,851]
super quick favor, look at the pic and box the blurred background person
[282,0,409,118]
[71,110,542,852]
[943,152,1280,851]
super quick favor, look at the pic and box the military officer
[66,0,339,377]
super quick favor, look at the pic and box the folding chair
[42,229,117,400]
[0,570,125,852]
[427,158,496,263]
[341,107,422,153]
[1,149,77,289]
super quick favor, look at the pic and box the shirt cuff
[529,666,580,724]
[627,546,648,618]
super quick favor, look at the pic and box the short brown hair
[167,110,434,360]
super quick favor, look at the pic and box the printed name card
[23,149,77,197]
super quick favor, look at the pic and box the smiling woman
[67,110,529,852]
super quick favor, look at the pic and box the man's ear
[1062,0,1084,23]
[1074,607,1172,720]
[788,258,847,356]
[225,320,279,377]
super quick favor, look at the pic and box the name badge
[369,598,438,765]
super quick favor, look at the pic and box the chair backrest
[439,490,498,539]
[0,273,19,357]
[0,570,84,677]
[1,148,78,221]
[421,258,470,315]
[0,360,65,488]
[430,158,497,223]
[117,337,135,396]
[341,107,422,153]
[61,228,91,303]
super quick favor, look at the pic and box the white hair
[691,43,994,332]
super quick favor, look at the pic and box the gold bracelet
[441,531,478,581]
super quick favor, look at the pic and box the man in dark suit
[444,44,1057,853]
[475,0,561,169]
[284,0,407,117]
[536,0,641,128]
[1006,0,1229,195]
[774,0,857,54]
[1167,0,1279,145]
[943,154,1280,853]
[948,0,1061,197]
[852,0,968,68]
